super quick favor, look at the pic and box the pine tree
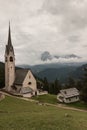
[0,69,5,88]
[49,83,54,94]
[66,76,75,88]
[43,77,49,92]
[80,67,87,102]
[54,79,61,95]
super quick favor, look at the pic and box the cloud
[42,0,87,33]
[0,0,87,65]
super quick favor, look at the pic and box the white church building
[5,24,37,97]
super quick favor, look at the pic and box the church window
[28,82,32,85]
[5,57,7,62]
[10,56,13,62]
[29,75,31,78]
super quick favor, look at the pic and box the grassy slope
[67,102,87,110]
[32,94,58,104]
[0,96,87,130]
[32,94,87,110]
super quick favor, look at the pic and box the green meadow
[0,96,87,130]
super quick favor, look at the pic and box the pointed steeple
[8,22,12,47]
[5,22,14,55]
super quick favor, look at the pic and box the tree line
[37,67,87,103]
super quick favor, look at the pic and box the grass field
[32,94,58,104]
[0,96,87,130]
[32,94,87,110]
[67,101,87,110]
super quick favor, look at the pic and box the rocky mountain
[41,51,52,61]
[41,51,81,61]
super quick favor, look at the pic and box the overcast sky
[0,0,87,65]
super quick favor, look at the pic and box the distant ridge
[0,61,87,83]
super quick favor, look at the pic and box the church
[5,24,37,97]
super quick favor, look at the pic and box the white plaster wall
[23,93,33,98]
[57,93,64,103]
[37,90,48,95]
[5,61,9,89]
[5,52,15,91]
[64,96,79,103]
[23,70,37,91]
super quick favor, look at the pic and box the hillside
[35,64,87,82]
[36,67,77,83]
[0,62,5,87]
[0,96,87,130]
[70,64,87,79]
[1,61,87,83]
[19,62,84,73]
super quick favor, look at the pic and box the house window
[28,82,32,85]
[69,98,71,101]
[76,96,78,99]
[10,56,13,62]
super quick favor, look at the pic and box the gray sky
[0,0,87,65]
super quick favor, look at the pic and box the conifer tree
[80,67,87,102]
[66,76,75,88]
[54,79,61,94]
[43,77,49,92]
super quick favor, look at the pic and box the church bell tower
[5,23,15,91]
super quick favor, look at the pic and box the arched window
[10,56,13,62]
[5,57,7,62]
[28,82,32,85]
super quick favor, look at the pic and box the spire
[5,22,14,55]
[8,21,12,47]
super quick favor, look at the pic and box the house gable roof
[14,69,29,85]
[60,88,79,98]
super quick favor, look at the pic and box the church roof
[14,69,29,85]
[5,23,14,55]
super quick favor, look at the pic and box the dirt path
[45,103,87,113]
[1,91,87,113]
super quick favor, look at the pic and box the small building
[57,88,80,103]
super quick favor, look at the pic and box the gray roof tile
[60,88,79,98]
[14,69,29,85]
